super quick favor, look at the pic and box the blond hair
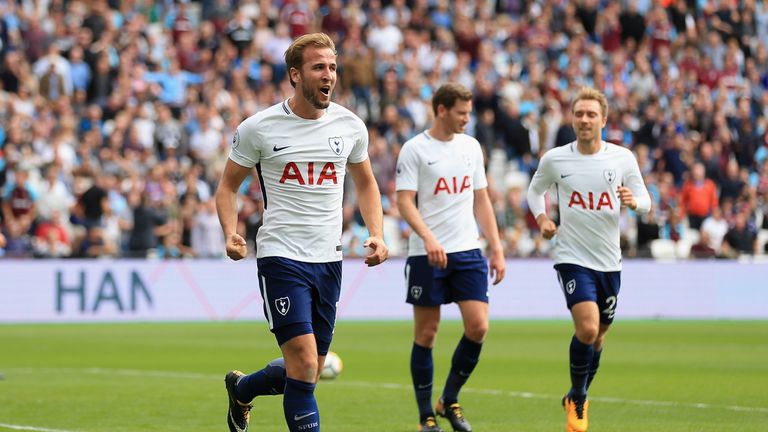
[571,87,608,118]
[284,33,337,88]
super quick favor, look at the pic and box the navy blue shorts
[257,257,342,355]
[405,249,489,306]
[554,263,621,324]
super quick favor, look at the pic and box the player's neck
[288,96,325,120]
[427,124,454,142]
[576,139,602,155]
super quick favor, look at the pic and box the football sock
[411,342,435,421]
[441,335,483,405]
[235,357,286,402]
[284,377,319,432]
[586,349,603,390]
[569,335,593,402]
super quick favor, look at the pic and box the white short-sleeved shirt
[527,141,651,272]
[230,100,369,262]
[396,131,488,256]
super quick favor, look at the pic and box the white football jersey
[230,100,369,262]
[527,141,651,271]
[396,131,488,256]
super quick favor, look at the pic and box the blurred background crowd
[1,0,767,260]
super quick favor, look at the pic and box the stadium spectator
[680,162,719,230]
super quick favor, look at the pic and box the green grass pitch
[1,320,767,431]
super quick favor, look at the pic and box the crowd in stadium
[1,0,767,260]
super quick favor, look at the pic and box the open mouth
[320,86,331,96]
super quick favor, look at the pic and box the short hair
[571,87,608,117]
[431,83,473,115]
[284,33,337,88]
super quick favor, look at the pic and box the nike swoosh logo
[273,145,291,152]
[427,160,439,166]
[417,383,432,389]
[294,412,317,421]
[560,174,574,178]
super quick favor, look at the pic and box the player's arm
[473,188,506,285]
[396,189,448,269]
[526,156,557,239]
[215,158,251,260]
[348,158,389,266]
[618,156,651,214]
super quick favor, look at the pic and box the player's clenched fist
[225,233,248,260]
[537,214,558,239]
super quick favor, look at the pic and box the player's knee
[575,326,599,345]
[464,323,488,343]
[415,326,438,346]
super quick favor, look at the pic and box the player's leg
[435,250,489,432]
[406,255,446,431]
[413,305,443,431]
[280,333,321,432]
[555,264,600,432]
[586,270,620,391]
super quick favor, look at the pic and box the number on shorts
[602,296,617,319]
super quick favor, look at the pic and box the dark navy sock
[235,357,286,402]
[441,335,483,405]
[569,335,594,402]
[586,349,603,390]
[411,342,434,421]
[284,377,319,432]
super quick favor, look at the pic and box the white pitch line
[0,423,77,432]
[6,368,768,414]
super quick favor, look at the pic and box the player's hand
[617,186,637,210]
[537,214,558,240]
[489,248,506,285]
[424,234,447,269]
[363,236,389,267]
[225,233,248,260]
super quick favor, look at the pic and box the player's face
[296,47,337,110]
[572,99,606,143]
[443,99,472,134]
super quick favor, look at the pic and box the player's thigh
[257,257,314,337]
[413,305,441,347]
[446,249,489,303]
[457,300,489,341]
[595,270,621,324]
[405,255,448,306]
[310,260,342,356]
[554,263,599,309]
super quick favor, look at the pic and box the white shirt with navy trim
[396,131,488,256]
[527,141,651,271]
[229,100,369,262]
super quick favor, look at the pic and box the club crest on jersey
[410,285,423,300]
[232,129,240,149]
[275,297,291,316]
[328,136,344,155]
[565,279,576,295]
[604,169,616,185]
[463,154,472,167]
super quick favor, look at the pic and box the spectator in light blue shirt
[143,58,204,109]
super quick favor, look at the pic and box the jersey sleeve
[622,151,651,214]
[347,117,369,164]
[471,139,489,190]
[228,120,261,168]
[526,151,555,218]
[395,142,420,191]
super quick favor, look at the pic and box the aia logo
[568,191,614,210]
[279,162,338,185]
[434,176,471,195]
[328,136,344,155]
